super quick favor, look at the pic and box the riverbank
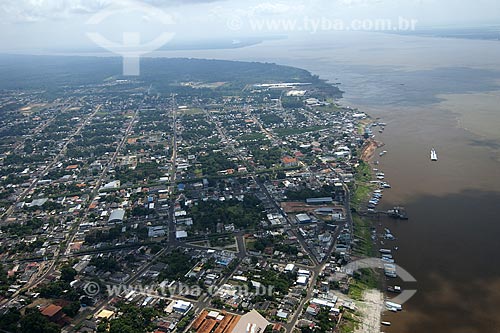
[340,135,385,333]
[360,139,384,162]
[351,161,376,211]
[354,290,384,333]
[347,213,384,333]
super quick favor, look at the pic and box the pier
[358,206,408,220]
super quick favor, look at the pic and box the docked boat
[384,263,397,277]
[385,233,395,240]
[431,148,438,161]
[387,206,408,220]
[382,321,391,326]
[387,285,402,293]
[385,301,402,311]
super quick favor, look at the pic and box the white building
[108,209,125,224]
[172,300,192,314]
[148,226,167,238]
[297,275,308,285]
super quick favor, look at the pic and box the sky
[0,0,499,52]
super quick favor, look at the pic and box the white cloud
[0,0,108,22]
[1,0,500,51]
[0,0,225,23]
[333,0,383,6]
[250,3,305,16]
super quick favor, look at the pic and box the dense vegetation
[1,219,43,237]
[115,162,164,184]
[248,145,282,168]
[0,55,341,99]
[196,151,238,176]
[99,303,162,333]
[252,235,299,255]
[189,196,264,232]
[0,308,62,333]
[0,264,14,296]
[284,185,335,201]
[158,249,196,281]
[248,269,296,295]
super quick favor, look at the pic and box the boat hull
[431,148,438,161]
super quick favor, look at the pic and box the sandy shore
[360,140,384,162]
[354,289,384,333]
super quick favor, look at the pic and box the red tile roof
[41,304,62,317]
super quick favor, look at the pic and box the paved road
[168,94,178,244]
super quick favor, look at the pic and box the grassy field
[338,310,361,333]
[179,107,204,115]
[351,158,377,257]
[351,183,373,210]
[238,133,266,141]
[352,214,375,257]
[351,161,376,210]
[313,102,342,113]
[355,161,373,182]
[274,125,328,137]
[348,268,380,300]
